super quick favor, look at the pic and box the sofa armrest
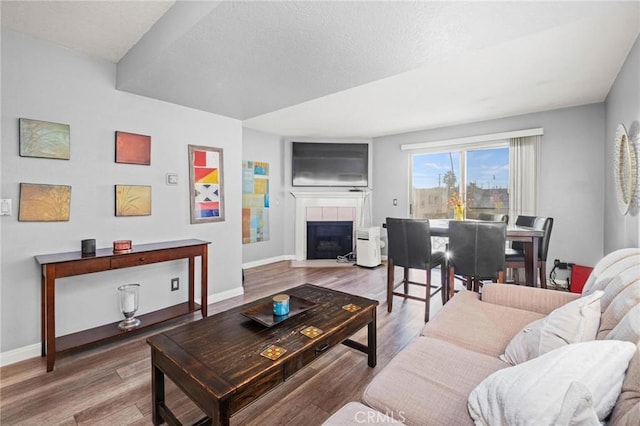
[481,284,580,315]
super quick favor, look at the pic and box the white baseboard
[0,286,247,368]
[242,254,293,269]
[0,343,41,368]
[207,286,244,303]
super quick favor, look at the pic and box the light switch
[0,199,12,216]
[166,173,178,185]
[393,198,398,206]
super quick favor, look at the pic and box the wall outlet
[171,277,179,291]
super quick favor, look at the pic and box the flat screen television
[292,142,369,187]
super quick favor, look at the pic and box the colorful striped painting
[189,145,225,223]
[242,161,270,243]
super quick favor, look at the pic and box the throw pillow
[468,340,637,425]
[500,290,603,365]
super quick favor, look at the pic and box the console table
[35,239,210,372]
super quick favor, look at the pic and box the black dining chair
[506,216,554,288]
[386,217,447,322]
[476,213,509,223]
[447,221,507,296]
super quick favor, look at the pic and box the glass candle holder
[118,283,141,330]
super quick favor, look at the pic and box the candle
[273,294,290,316]
[123,292,135,313]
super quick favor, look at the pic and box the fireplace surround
[291,191,369,261]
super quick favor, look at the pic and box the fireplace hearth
[306,221,353,260]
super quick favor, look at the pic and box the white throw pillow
[468,340,637,426]
[500,290,603,365]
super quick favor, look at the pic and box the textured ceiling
[2,1,639,138]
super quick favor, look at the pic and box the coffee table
[147,283,378,425]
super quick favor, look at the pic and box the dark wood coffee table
[147,283,378,426]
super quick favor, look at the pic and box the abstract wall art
[115,131,151,165]
[242,161,270,243]
[19,118,70,160]
[115,185,152,217]
[188,145,225,223]
[19,183,71,221]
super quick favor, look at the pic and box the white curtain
[509,135,540,219]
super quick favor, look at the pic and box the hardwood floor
[0,261,447,425]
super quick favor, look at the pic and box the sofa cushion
[421,290,544,357]
[582,248,640,297]
[610,347,640,426]
[499,290,603,365]
[363,336,507,426]
[468,340,636,425]
[606,304,640,343]
[482,283,580,315]
[598,280,640,340]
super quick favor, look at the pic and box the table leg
[367,309,377,367]
[201,246,208,318]
[45,265,56,372]
[151,359,165,426]
[41,268,46,357]
[524,237,540,287]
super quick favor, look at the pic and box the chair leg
[424,269,431,322]
[497,270,505,284]
[387,259,394,313]
[540,263,547,289]
[403,267,409,294]
[448,266,456,300]
[513,268,520,285]
[440,263,447,306]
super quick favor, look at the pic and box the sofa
[324,248,640,425]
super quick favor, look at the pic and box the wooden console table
[35,239,210,372]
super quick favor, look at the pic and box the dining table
[427,219,545,287]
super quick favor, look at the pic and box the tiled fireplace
[291,191,368,260]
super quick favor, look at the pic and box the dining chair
[447,221,506,297]
[476,213,509,223]
[385,217,446,322]
[506,216,553,288]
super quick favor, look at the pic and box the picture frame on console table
[188,144,225,223]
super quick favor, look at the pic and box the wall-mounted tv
[292,142,369,187]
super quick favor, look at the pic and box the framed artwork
[242,161,270,243]
[115,131,151,165]
[115,185,152,217]
[19,183,71,221]
[188,145,225,223]
[19,118,70,160]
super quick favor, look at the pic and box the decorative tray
[241,295,317,327]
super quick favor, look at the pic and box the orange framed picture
[115,131,151,165]
[19,183,71,221]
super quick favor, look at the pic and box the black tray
[241,295,317,327]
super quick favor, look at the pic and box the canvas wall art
[19,183,71,221]
[242,161,270,243]
[188,145,225,223]
[19,118,70,160]
[115,185,152,217]
[115,131,151,165]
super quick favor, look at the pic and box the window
[411,144,509,219]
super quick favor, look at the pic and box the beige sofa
[324,248,640,425]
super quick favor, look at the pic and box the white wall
[604,35,640,252]
[372,103,606,269]
[1,30,244,355]
[241,128,286,265]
